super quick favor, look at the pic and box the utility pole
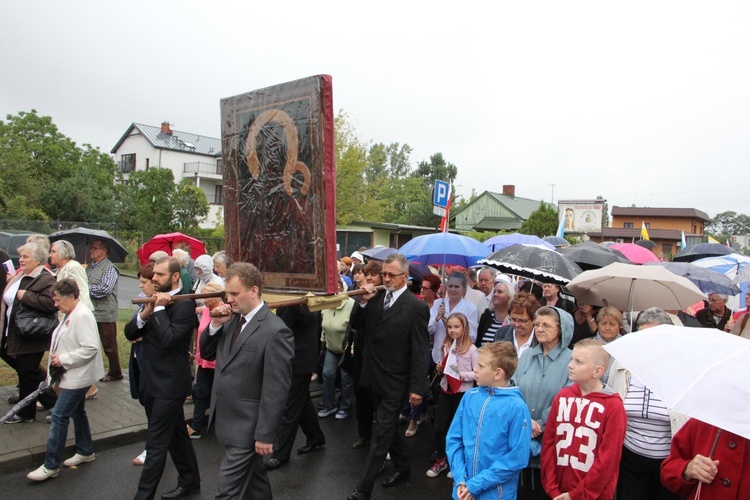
[549,184,556,205]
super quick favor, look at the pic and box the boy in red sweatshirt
[541,339,627,500]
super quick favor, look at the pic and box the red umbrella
[136,232,207,265]
[610,243,660,265]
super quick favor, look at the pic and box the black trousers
[617,446,680,500]
[351,354,373,440]
[135,392,200,500]
[272,372,326,462]
[0,349,55,420]
[432,391,464,459]
[356,391,409,494]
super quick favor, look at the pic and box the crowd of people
[1,235,749,499]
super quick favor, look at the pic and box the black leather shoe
[381,470,410,488]
[347,490,371,500]
[161,485,200,499]
[351,437,370,449]
[297,442,325,454]
[264,458,288,470]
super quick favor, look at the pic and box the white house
[110,122,223,228]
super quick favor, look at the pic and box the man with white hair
[476,267,497,304]
[694,293,731,330]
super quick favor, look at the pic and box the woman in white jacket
[26,278,105,482]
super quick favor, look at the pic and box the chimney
[161,122,173,135]
[502,184,515,198]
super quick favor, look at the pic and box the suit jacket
[124,294,196,399]
[276,305,321,375]
[49,301,105,390]
[350,288,429,400]
[200,304,294,447]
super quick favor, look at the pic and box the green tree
[519,202,559,237]
[596,195,610,227]
[706,211,750,236]
[115,169,175,235]
[172,179,210,231]
[407,152,459,227]
[0,110,116,221]
[334,111,385,224]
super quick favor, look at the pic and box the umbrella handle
[695,429,722,500]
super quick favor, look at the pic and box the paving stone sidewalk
[0,373,151,476]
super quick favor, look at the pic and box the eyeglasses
[510,316,532,325]
[90,246,103,251]
[380,272,406,279]
[533,322,557,332]
[420,286,433,291]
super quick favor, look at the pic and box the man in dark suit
[347,254,430,500]
[264,305,326,470]
[200,263,294,499]
[124,257,200,500]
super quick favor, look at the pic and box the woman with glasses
[513,305,574,500]
[428,273,478,365]
[494,292,540,356]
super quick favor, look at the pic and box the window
[662,244,673,256]
[213,185,223,205]
[145,158,150,171]
[645,223,651,229]
[623,222,634,229]
[120,153,135,173]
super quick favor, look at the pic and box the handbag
[14,304,58,340]
[13,272,58,341]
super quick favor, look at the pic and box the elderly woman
[50,240,93,311]
[476,279,515,347]
[730,293,750,338]
[171,248,193,294]
[192,254,223,294]
[1,241,58,423]
[495,292,540,356]
[188,281,224,438]
[419,274,441,309]
[513,305,574,499]
[610,308,682,500]
[212,250,227,281]
[26,279,105,481]
[429,273,478,364]
[539,283,575,314]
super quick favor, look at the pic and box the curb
[0,423,147,476]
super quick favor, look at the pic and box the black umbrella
[635,239,658,250]
[0,366,65,424]
[478,244,583,285]
[559,242,632,271]
[643,262,741,296]
[408,262,434,281]
[673,243,734,263]
[542,236,571,248]
[48,228,128,264]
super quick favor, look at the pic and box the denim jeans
[45,386,92,469]
[191,366,214,431]
[322,350,353,412]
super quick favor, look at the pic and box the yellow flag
[641,221,650,240]
[707,235,720,244]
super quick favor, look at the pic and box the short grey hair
[384,253,409,274]
[212,250,227,266]
[172,248,189,266]
[52,240,76,261]
[709,293,728,302]
[17,241,49,265]
[636,307,673,328]
[446,272,468,291]
[479,266,498,279]
[26,234,50,253]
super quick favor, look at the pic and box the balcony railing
[184,162,222,176]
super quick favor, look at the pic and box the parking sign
[433,180,450,208]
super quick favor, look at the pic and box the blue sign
[433,180,450,208]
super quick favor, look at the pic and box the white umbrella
[604,325,750,440]
[566,262,706,311]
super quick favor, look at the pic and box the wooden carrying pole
[131,286,385,312]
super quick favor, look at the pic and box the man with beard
[125,257,200,499]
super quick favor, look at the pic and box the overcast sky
[2,1,749,220]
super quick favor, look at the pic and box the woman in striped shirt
[609,308,683,500]
[475,280,515,347]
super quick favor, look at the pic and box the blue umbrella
[398,232,490,268]
[484,233,555,252]
[643,262,741,296]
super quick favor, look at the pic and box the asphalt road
[0,407,455,499]
[118,275,142,311]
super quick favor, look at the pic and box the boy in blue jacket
[446,341,532,500]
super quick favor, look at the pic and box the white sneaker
[27,465,59,481]
[63,453,95,467]
[447,471,453,479]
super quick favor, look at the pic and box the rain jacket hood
[194,254,214,277]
